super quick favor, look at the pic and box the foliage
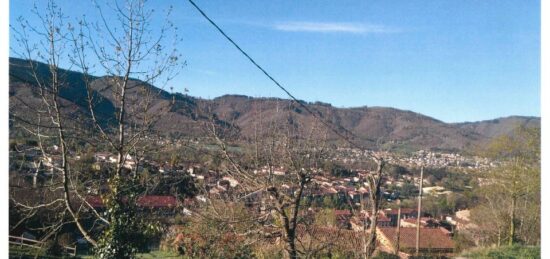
[422,195,453,217]
[453,232,476,253]
[44,239,65,256]
[313,208,337,226]
[386,164,410,180]
[94,178,163,258]
[56,233,76,249]
[10,245,63,259]
[176,202,257,258]
[323,161,355,178]
[372,252,400,259]
[396,182,417,198]
[460,245,540,259]
[9,0,182,256]
[440,172,475,192]
[422,192,473,217]
[418,167,476,192]
[156,174,198,199]
[468,126,540,246]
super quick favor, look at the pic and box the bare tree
[10,0,183,256]
[342,156,385,259]
[10,1,101,246]
[197,101,331,258]
[197,99,387,258]
[364,158,385,258]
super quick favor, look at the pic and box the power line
[186,0,376,152]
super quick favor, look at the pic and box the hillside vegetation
[9,57,540,153]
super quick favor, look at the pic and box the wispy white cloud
[273,22,399,34]
[189,68,217,76]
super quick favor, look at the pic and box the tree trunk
[509,196,516,246]
[361,194,367,258]
[365,159,384,258]
[395,205,401,255]
[286,234,298,259]
[416,166,424,255]
[497,228,501,247]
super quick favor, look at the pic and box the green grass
[9,245,183,259]
[9,245,77,259]
[460,245,540,259]
[135,251,182,258]
[81,250,182,258]
[10,245,44,258]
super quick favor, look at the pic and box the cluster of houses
[12,143,472,205]
[179,164,462,258]
[93,152,136,169]
[403,150,495,170]
[327,207,459,258]
[333,147,495,170]
[10,142,477,258]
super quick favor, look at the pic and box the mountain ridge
[9,57,540,153]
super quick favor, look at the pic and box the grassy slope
[460,245,540,259]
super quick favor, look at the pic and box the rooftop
[378,227,454,250]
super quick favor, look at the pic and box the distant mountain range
[9,57,540,153]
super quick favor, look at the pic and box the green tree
[472,126,540,246]
[314,208,336,226]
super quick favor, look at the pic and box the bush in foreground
[460,245,540,259]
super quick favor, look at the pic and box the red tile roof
[403,217,435,225]
[378,227,454,249]
[365,211,391,221]
[385,208,417,215]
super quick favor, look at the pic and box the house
[94,152,111,162]
[273,168,286,176]
[422,186,452,196]
[377,227,454,258]
[221,176,239,187]
[400,217,439,228]
[377,214,393,227]
[363,211,393,228]
[258,166,286,176]
[383,208,418,227]
[108,156,118,163]
[96,154,137,169]
[445,209,477,232]
[123,158,136,169]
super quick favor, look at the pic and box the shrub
[461,245,540,259]
[43,239,64,256]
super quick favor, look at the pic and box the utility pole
[415,165,424,256]
[361,191,367,259]
[394,199,401,255]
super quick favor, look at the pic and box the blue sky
[10,0,540,123]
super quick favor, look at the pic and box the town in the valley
[9,137,499,258]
